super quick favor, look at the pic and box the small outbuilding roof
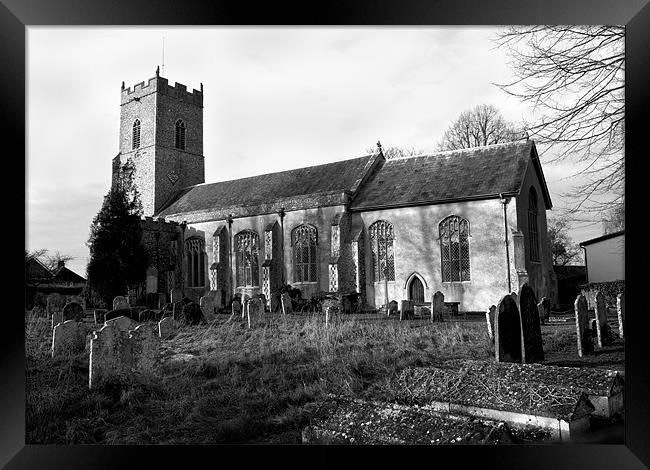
[579,230,625,247]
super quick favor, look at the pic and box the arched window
[175,119,186,150]
[439,216,470,282]
[528,187,540,262]
[235,230,260,287]
[292,224,318,283]
[132,119,141,150]
[185,238,206,287]
[369,220,395,282]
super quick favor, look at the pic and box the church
[112,71,555,312]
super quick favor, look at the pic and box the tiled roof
[350,140,550,210]
[52,266,86,284]
[156,154,379,220]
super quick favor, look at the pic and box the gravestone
[172,301,184,320]
[617,293,625,339]
[199,295,217,321]
[247,298,263,328]
[281,293,293,315]
[170,288,183,304]
[157,293,167,309]
[399,300,414,321]
[388,300,398,316]
[51,320,86,357]
[158,316,179,339]
[510,292,518,306]
[105,308,137,323]
[258,293,268,312]
[495,294,522,363]
[181,302,203,325]
[325,306,337,326]
[518,283,544,363]
[66,295,86,311]
[231,298,242,318]
[431,291,445,322]
[51,311,64,329]
[46,293,65,318]
[62,302,85,322]
[106,315,139,334]
[486,305,496,341]
[113,295,129,311]
[129,325,160,375]
[89,321,133,389]
[574,294,593,357]
[138,309,158,323]
[414,305,431,318]
[593,291,611,347]
[537,297,550,325]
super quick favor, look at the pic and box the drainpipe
[500,194,512,293]
[278,208,286,285]
[180,221,187,297]
[581,245,589,285]
[227,214,234,302]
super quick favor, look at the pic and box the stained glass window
[292,224,318,282]
[369,220,395,282]
[439,216,470,282]
[235,230,260,287]
[185,238,206,287]
[528,188,540,262]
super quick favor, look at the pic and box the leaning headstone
[431,291,444,322]
[281,293,293,315]
[593,291,611,348]
[62,302,85,322]
[51,320,86,357]
[486,305,496,341]
[129,325,160,376]
[495,294,522,363]
[113,296,129,311]
[158,316,179,339]
[616,293,625,340]
[574,294,593,357]
[199,295,217,321]
[247,298,263,328]
[537,297,550,325]
[518,283,544,363]
[89,321,133,389]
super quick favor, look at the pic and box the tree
[547,215,583,266]
[365,143,422,159]
[86,159,148,307]
[495,26,624,214]
[601,202,625,234]
[437,104,524,151]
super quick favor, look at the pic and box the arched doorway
[408,276,425,303]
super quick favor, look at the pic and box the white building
[579,230,625,283]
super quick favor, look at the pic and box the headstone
[138,309,158,323]
[51,311,64,329]
[486,305,496,341]
[51,320,86,357]
[247,298,263,328]
[94,309,107,324]
[281,293,293,315]
[388,300,398,316]
[170,288,183,304]
[574,294,593,357]
[399,300,414,321]
[89,321,133,389]
[518,283,544,363]
[231,298,242,318]
[431,291,444,322]
[46,293,65,316]
[62,302,85,322]
[129,324,160,375]
[414,305,431,318]
[106,315,139,334]
[113,295,129,311]
[325,306,337,326]
[66,295,86,311]
[181,302,203,325]
[510,292,518,306]
[594,291,611,347]
[258,293,268,312]
[616,293,625,339]
[159,316,179,339]
[199,295,217,321]
[495,294,522,363]
[105,307,137,323]
[157,293,167,309]
[537,297,550,325]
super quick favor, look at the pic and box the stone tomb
[574,294,593,357]
[51,320,86,357]
[158,316,179,339]
[486,305,496,341]
[616,293,625,339]
[495,294,522,363]
[518,283,544,363]
[89,316,160,389]
[281,293,293,315]
[113,295,130,311]
[431,291,444,322]
[593,291,612,347]
[247,297,264,328]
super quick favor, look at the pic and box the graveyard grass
[25,312,624,444]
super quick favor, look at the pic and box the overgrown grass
[25,311,495,444]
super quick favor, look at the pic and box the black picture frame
[5,0,649,468]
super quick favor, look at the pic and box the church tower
[114,69,205,216]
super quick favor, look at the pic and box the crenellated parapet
[140,216,182,234]
[121,75,203,107]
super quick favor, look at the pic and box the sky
[26,26,614,277]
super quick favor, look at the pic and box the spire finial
[377,140,382,153]
[156,65,160,77]
[200,82,204,93]
[121,81,125,90]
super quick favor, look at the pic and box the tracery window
[369,220,395,282]
[292,224,318,282]
[175,119,186,150]
[132,119,141,150]
[235,230,260,287]
[185,237,206,287]
[439,216,470,282]
[528,187,540,262]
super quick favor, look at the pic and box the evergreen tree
[86,159,148,307]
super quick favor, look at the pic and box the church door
[408,277,425,303]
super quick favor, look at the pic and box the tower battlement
[121,75,203,107]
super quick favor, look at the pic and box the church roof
[349,140,552,210]
[156,154,381,221]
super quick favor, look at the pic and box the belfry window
[175,119,186,150]
[185,237,206,287]
[292,224,318,283]
[369,220,395,282]
[439,216,470,282]
[235,230,260,287]
[132,119,141,150]
[528,187,540,262]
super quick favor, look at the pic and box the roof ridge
[387,139,531,162]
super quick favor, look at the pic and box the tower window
[175,119,186,150]
[132,119,141,150]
